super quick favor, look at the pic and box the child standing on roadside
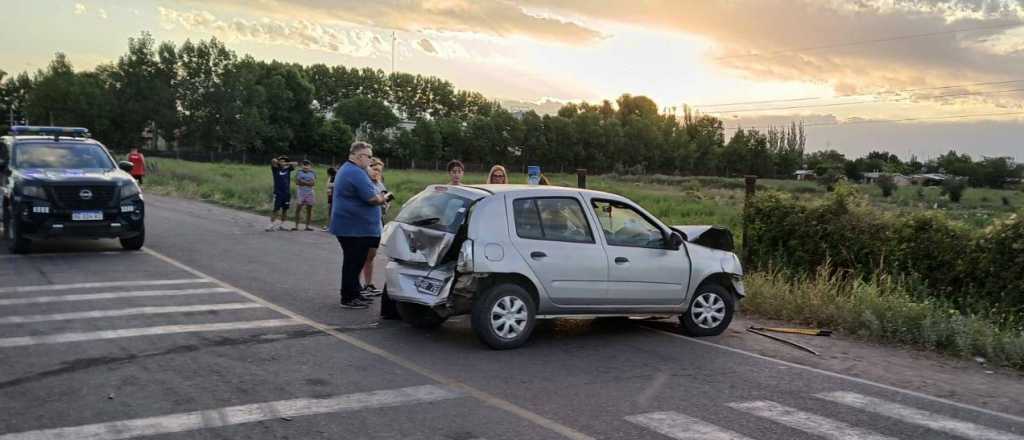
[292,160,316,231]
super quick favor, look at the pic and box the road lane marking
[0,319,301,347]
[642,326,1024,425]
[626,411,755,440]
[0,288,234,306]
[818,391,1024,440]
[728,400,897,440]
[0,385,461,440]
[0,278,210,294]
[143,247,597,440]
[0,303,264,324]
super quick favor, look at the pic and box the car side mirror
[118,161,134,173]
[667,231,686,250]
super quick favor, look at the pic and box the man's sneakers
[361,284,383,297]
[339,299,369,309]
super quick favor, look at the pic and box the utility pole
[391,32,396,75]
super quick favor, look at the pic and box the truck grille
[49,185,117,209]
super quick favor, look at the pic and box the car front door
[508,196,608,306]
[589,199,690,306]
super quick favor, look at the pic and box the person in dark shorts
[267,155,297,231]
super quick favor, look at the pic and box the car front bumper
[13,202,144,240]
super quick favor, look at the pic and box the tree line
[0,32,1019,185]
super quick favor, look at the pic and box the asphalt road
[1,194,1022,440]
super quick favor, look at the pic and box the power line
[695,79,1024,109]
[707,87,1024,114]
[724,110,1024,131]
[713,22,1022,61]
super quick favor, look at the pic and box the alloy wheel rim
[691,292,726,329]
[490,296,528,339]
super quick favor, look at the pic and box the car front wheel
[5,209,31,254]
[119,226,145,251]
[679,282,735,337]
[471,283,537,350]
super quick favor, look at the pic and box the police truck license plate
[72,211,103,221]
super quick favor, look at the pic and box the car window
[591,200,664,248]
[394,188,472,234]
[513,197,594,244]
[12,142,114,170]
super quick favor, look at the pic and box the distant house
[912,173,947,186]
[794,169,816,181]
[863,171,912,186]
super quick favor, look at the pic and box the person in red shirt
[127,147,146,184]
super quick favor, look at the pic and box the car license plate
[72,211,103,221]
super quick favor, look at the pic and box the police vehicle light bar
[10,126,90,137]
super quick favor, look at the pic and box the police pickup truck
[1,126,145,253]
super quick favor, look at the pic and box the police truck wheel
[119,226,145,251]
[6,214,31,254]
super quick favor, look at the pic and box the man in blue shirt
[331,142,393,309]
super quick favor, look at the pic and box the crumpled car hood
[380,222,456,267]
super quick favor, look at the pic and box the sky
[2,0,1023,160]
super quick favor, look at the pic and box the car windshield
[12,142,114,170]
[395,188,472,234]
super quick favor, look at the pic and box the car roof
[8,136,102,146]
[456,184,625,200]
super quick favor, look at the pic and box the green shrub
[876,175,897,197]
[941,177,967,203]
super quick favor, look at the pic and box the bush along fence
[744,182,1024,314]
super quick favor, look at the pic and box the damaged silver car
[381,185,744,349]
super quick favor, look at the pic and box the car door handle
[614,257,629,264]
[530,251,547,259]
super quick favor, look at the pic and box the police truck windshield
[12,143,115,170]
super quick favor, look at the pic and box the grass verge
[743,266,1024,370]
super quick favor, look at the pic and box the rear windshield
[394,188,473,234]
[12,142,114,170]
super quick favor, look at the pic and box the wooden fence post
[743,175,757,266]
[577,169,587,188]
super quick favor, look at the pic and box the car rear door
[508,195,609,306]
[588,198,689,306]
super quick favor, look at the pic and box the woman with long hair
[487,164,508,184]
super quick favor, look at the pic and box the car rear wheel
[396,302,447,329]
[679,282,735,337]
[471,283,537,350]
[119,226,145,251]
[5,209,31,254]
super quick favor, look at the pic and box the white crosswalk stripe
[626,411,755,440]
[0,385,462,440]
[818,391,1024,440]
[0,278,210,294]
[0,319,303,347]
[0,288,234,306]
[0,302,264,324]
[727,400,898,440]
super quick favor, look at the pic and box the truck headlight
[120,182,141,198]
[457,239,474,273]
[20,185,46,199]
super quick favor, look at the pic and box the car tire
[471,283,537,350]
[396,302,447,329]
[679,282,735,337]
[5,209,31,254]
[119,226,145,251]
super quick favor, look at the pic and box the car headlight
[20,185,46,199]
[120,182,141,198]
